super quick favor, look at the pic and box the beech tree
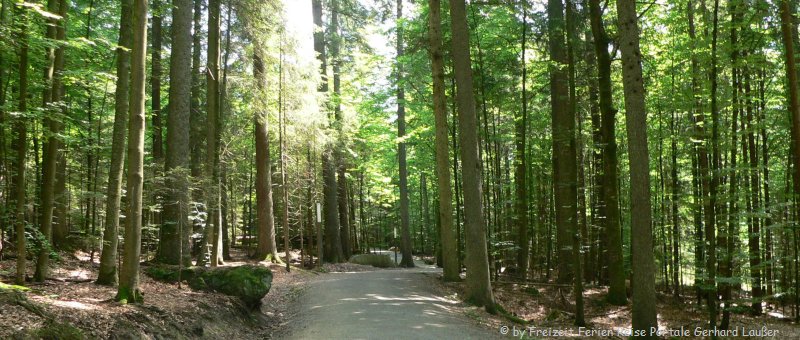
[97,0,133,285]
[116,0,149,304]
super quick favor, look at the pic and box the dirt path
[277,257,501,339]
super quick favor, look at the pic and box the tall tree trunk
[116,0,148,303]
[207,0,223,267]
[781,0,800,319]
[329,0,351,260]
[705,0,721,327]
[584,27,601,284]
[548,0,575,285]
[670,108,681,298]
[688,0,715,309]
[0,0,8,204]
[447,0,495,314]
[396,0,414,268]
[428,0,459,281]
[514,1,530,280]
[253,54,280,263]
[220,0,233,261]
[616,0,657,335]
[151,0,163,162]
[588,0,625,305]
[190,0,203,179]
[279,44,291,267]
[720,31,740,328]
[744,70,763,316]
[157,0,193,267]
[12,4,30,285]
[313,0,342,263]
[97,0,133,285]
[564,0,584,326]
[759,70,774,297]
[35,0,68,282]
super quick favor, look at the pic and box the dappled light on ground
[278,262,500,339]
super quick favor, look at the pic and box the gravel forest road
[277,255,501,340]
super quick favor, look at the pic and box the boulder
[348,254,397,268]
[145,264,272,309]
[188,265,273,308]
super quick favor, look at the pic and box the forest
[0,0,800,338]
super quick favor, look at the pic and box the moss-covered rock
[144,264,272,308]
[348,254,397,268]
[144,265,198,283]
[189,266,273,309]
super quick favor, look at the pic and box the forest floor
[434,273,800,339]
[4,249,798,339]
[0,248,314,339]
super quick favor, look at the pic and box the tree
[206,0,224,267]
[97,0,134,286]
[12,3,30,285]
[151,0,164,162]
[616,0,657,335]
[190,0,204,179]
[116,0,149,304]
[564,0,584,326]
[427,0,459,282]
[157,0,193,266]
[396,0,414,268]
[253,53,280,263]
[548,0,575,285]
[279,36,292,266]
[514,0,529,279]
[781,0,800,214]
[588,0,625,305]
[314,0,343,263]
[35,0,68,282]
[706,0,722,327]
[330,0,351,260]
[448,0,495,313]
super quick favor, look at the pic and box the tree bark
[253,54,280,263]
[12,4,29,285]
[116,0,148,304]
[279,45,291,266]
[151,0,163,162]
[780,0,800,282]
[705,0,721,327]
[565,0,584,326]
[427,0,458,281]
[447,0,495,313]
[616,0,657,335]
[396,0,414,268]
[744,69,763,316]
[588,0,626,305]
[687,0,716,309]
[35,0,68,282]
[190,0,203,179]
[157,0,193,267]
[330,0,351,260]
[513,1,530,280]
[547,0,575,285]
[97,0,133,286]
[313,0,343,263]
[206,0,223,267]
